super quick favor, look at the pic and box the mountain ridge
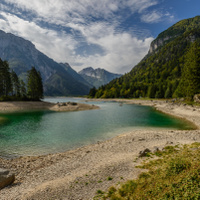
[91,16,200,99]
[79,67,122,88]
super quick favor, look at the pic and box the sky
[0,0,199,74]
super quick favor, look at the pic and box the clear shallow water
[0,98,193,158]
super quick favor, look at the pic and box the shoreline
[0,101,99,113]
[0,99,200,199]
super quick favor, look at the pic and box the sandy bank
[0,101,99,113]
[0,99,200,200]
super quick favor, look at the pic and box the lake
[0,98,192,158]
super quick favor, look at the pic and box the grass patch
[98,143,200,199]
[96,190,104,194]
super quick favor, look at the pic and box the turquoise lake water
[0,98,192,158]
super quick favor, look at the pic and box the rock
[138,138,145,141]
[194,94,200,103]
[166,141,173,145]
[139,148,151,157]
[0,168,15,189]
[68,102,77,106]
[153,147,160,153]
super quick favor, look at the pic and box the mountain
[60,63,93,88]
[79,67,122,88]
[0,30,91,96]
[149,16,200,54]
[91,16,200,99]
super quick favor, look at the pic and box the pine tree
[27,67,43,100]
[0,59,12,97]
[19,80,27,98]
[11,70,20,96]
[88,87,97,98]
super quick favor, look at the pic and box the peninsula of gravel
[0,99,200,200]
[0,101,99,113]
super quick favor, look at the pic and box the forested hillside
[90,16,200,100]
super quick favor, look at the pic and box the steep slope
[60,63,93,88]
[92,16,200,99]
[0,30,91,96]
[79,67,122,88]
[149,15,200,53]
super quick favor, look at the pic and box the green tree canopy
[27,67,43,100]
[0,59,12,96]
[11,70,20,96]
[176,40,200,99]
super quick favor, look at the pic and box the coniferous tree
[0,59,12,96]
[27,67,43,100]
[11,70,20,96]
[176,41,200,99]
[19,80,27,98]
[88,87,97,98]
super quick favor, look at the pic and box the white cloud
[0,12,78,61]
[3,0,159,25]
[67,22,154,73]
[82,35,153,73]
[141,11,162,23]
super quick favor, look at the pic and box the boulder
[194,94,200,103]
[139,148,151,157]
[0,168,15,189]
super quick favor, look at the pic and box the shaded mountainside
[60,63,93,88]
[0,30,91,96]
[91,16,200,99]
[79,67,122,88]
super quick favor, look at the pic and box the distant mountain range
[0,30,121,96]
[78,67,122,88]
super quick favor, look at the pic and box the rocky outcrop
[0,168,15,189]
[148,36,173,54]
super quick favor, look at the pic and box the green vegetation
[98,143,200,199]
[89,16,200,101]
[0,58,43,101]
[107,177,113,181]
[27,67,43,100]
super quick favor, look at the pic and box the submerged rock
[0,168,15,189]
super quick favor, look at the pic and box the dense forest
[0,58,43,101]
[89,16,200,101]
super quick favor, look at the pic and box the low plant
[98,143,200,199]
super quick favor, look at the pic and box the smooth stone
[0,168,15,189]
